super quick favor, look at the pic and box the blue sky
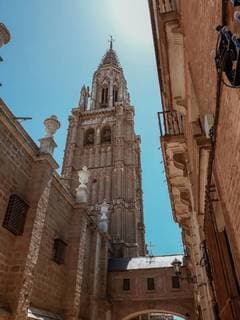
[0,0,183,255]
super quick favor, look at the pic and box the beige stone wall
[0,100,93,320]
[0,100,36,306]
[30,180,73,313]
[108,267,195,319]
[149,0,240,318]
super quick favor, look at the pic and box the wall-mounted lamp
[215,25,240,87]
[231,0,240,6]
[171,258,197,284]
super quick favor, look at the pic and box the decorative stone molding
[162,139,192,222]
[98,200,110,233]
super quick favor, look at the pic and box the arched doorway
[121,310,188,320]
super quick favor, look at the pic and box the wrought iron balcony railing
[158,110,184,137]
[159,0,178,13]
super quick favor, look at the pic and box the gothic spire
[99,36,121,69]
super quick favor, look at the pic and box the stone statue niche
[98,200,110,233]
[76,166,90,203]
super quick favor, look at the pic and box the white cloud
[103,0,153,48]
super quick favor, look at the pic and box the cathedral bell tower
[62,41,145,257]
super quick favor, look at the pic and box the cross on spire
[108,35,115,49]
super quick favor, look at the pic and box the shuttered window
[172,276,180,288]
[147,277,155,290]
[123,278,130,291]
[2,194,28,235]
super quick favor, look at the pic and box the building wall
[30,180,73,313]
[0,98,108,320]
[149,0,240,319]
[108,267,194,320]
[0,99,36,306]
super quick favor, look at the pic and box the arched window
[113,86,118,106]
[84,128,95,145]
[101,86,108,108]
[101,127,111,143]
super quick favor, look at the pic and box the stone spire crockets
[87,41,130,110]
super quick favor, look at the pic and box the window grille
[2,194,29,235]
[123,278,130,291]
[147,277,155,290]
[172,276,180,289]
[53,238,67,265]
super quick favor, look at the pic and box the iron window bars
[2,194,29,235]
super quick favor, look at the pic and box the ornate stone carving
[98,200,110,233]
[44,115,60,138]
[39,115,60,155]
[76,166,90,203]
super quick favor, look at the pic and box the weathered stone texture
[30,182,72,313]
[0,108,34,306]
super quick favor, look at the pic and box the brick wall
[0,100,91,319]
[181,0,240,280]
[108,267,194,320]
[0,102,35,306]
[30,180,73,313]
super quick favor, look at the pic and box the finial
[108,35,115,49]
[39,115,60,155]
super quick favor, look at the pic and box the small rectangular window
[2,194,29,235]
[53,238,67,265]
[147,277,155,290]
[123,278,130,291]
[172,276,180,289]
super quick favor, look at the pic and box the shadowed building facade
[149,0,240,319]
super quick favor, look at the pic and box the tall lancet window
[101,126,111,143]
[84,128,95,145]
[101,86,108,108]
[113,86,118,106]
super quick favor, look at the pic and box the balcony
[158,0,179,13]
[158,110,184,137]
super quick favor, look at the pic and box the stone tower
[62,41,145,257]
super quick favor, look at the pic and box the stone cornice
[149,1,184,112]
[71,105,134,120]
[36,153,59,170]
